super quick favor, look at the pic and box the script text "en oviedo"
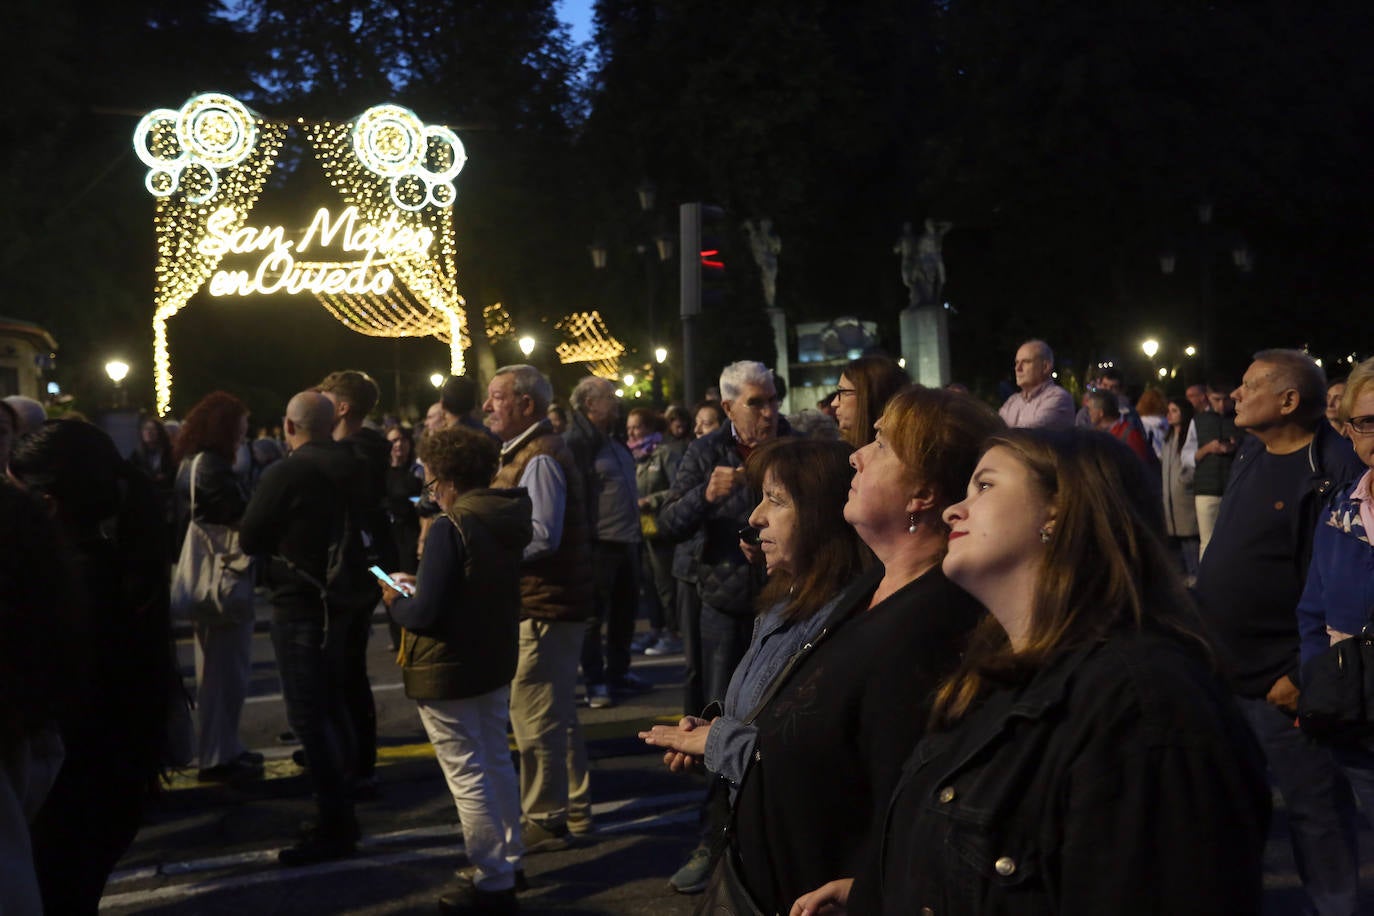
[198,206,435,297]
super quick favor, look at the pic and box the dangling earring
[908,513,919,534]
[1039,525,1053,544]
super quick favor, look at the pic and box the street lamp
[518,336,536,357]
[1140,339,1160,360]
[1184,345,1197,358]
[1158,202,1251,375]
[654,346,668,364]
[105,360,130,407]
[591,181,675,404]
[430,372,445,389]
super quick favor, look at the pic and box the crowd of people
[2,338,1372,914]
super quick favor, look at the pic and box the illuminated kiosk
[133,93,469,416]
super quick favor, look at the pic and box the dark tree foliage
[0,0,252,409]
[580,0,1374,396]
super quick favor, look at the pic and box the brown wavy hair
[746,437,870,622]
[174,391,248,463]
[929,428,1213,728]
[838,354,911,448]
[879,385,1006,513]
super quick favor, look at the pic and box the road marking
[101,791,704,909]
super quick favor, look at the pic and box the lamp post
[105,359,130,407]
[430,372,445,389]
[1159,202,1251,376]
[591,179,674,405]
[518,336,536,358]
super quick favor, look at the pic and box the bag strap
[189,452,203,519]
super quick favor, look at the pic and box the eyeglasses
[833,387,857,400]
[1348,415,1374,435]
[422,478,438,497]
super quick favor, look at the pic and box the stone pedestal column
[899,305,951,388]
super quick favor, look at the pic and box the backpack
[276,497,377,613]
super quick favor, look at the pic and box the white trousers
[1195,495,1224,558]
[193,616,254,768]
[417,686,523,890]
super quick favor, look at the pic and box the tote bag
[170,453,255,626]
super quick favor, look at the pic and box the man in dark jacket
[655,359,785,893]
[317,369,390,795]
[240,390,366,866]
[1193,349,1365,916]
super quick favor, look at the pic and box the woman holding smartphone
[380,425,532,915]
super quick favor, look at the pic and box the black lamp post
[1158,201,1252,377]
[590,179,675,405]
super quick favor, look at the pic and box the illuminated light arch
[136,94,469,416]
[555,311,625,380]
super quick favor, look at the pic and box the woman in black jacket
[173,391,262,784]
[794,429,1271,916]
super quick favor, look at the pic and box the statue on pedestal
[894,218,953,309]
[743,218,782,309]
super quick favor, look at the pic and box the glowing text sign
[199,205,435,297]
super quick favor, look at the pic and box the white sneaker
[587,684,613,709]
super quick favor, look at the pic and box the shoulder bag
[1298,613,1374,743]
[170,453,255,626]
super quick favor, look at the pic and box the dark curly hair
[174,391,247,463]
[417,425,499,491]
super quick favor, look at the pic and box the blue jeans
[1238,695,1358,915]
[698,602,753,710]
[270,610,357,830]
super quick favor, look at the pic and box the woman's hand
[639,715,713,766]
[381,573,416,607]
[790,878,854,916]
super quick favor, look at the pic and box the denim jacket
[704,566,882,790]
[854,629,1270,915]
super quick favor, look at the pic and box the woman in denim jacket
[795,429,1269,916]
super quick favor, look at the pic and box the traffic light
[679,201,728,318]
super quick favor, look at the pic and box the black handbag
[1297,622,1374,743]
[695,848,765,916]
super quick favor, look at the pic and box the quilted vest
[491,421,594,622]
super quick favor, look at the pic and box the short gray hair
[719,360,774,402]
[1252,349,1326,425]
[570,376,613,413]
[494,364,552,414]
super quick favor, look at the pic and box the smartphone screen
[368,565,413,595]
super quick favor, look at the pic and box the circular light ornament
[422,126,467,183]
[178,93,257,168]
[354,104,426,178]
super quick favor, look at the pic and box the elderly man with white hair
[656,359,787,892]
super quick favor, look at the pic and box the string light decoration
[555,311,625,379]
[136,94,470,415]
[483,302,514,344]
[303,112,468,371]
[137,94,288,416]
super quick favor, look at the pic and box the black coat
[850,628,1271,916]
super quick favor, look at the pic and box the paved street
[99,601,1372,914]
